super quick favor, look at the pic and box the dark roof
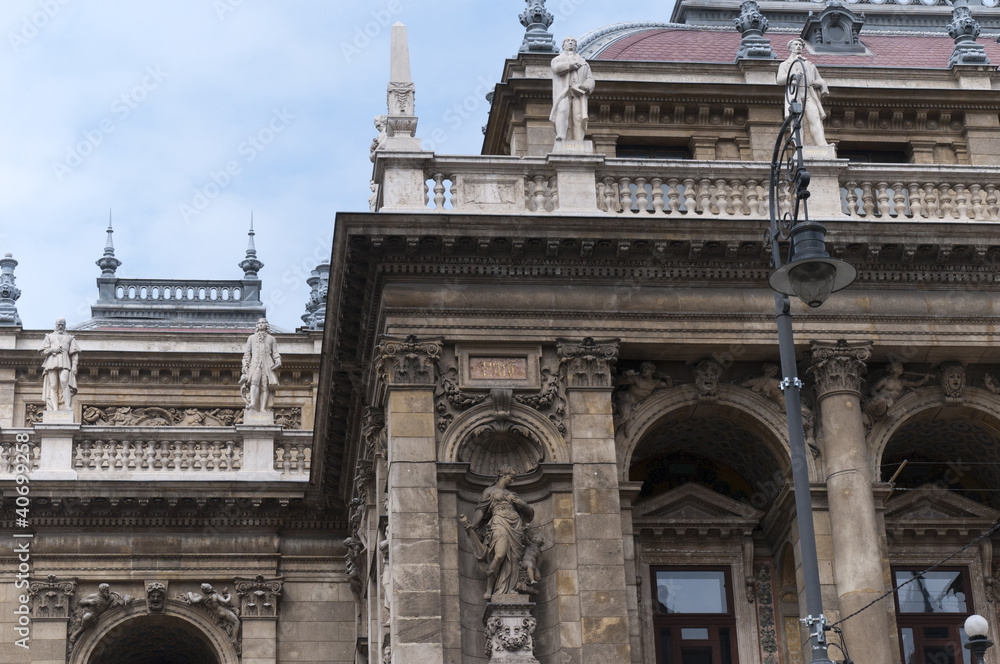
[594,28,1000,68]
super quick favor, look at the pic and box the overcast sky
[0,0,673,331]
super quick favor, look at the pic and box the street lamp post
[766,61,856,664]
[964,615,994,664]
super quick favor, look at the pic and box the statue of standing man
[240,318,281,413]
[40,318,80,412]
[777,38,831,147]
[550,36,595,148]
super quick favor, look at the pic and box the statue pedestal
[802,144,837,160]
[552,139,593,154]
[483,594,538,664]
[243,409,274,426]
[41,409,75,424]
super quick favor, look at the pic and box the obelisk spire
[384,22,420,149]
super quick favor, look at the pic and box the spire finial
[519,0,557,53]
[0,252,22,326]
[96,211,122,276]
[240,215,264,279]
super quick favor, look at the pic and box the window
[893,568,973,664]
[651,567,739,664]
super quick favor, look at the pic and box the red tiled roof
[595,29,1000,68]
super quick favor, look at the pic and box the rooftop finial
[96,211,122,276]
[0,253,22,326]
[519,0,557,53]
[949,2,989,66]
[734,1,776,61]
[384,23,420,147]
[240,214,264,279]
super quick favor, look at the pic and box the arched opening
[881,410,1000,509]
[86,614,220,664]
[630,415,786,511]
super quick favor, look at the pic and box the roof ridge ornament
[800,1,866,54]
[519,0,558,53]
[239,214,264,279]
[735,0,777,60]
[96,210,122,276]
[0,252,22,326]
[949,2,990,66]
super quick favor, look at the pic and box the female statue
[459,465,535,600]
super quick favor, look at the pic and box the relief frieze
[75,405,303,429]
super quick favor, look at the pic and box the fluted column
[807,341,899,664]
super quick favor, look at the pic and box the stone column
[557,338,632,663]
[376,336,445,664]
[26,575,77,664]
[807,341,898,664]
[234,576,283,664]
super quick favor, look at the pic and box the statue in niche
[777,38,831,147]
[458,465,535,600]
[180,584,240,641]
[549,36,594,146]
[68,583,132,648]
[240,318,281,413]
[614,362,672,433]
[39,317,80,412]
[862,360,931,424]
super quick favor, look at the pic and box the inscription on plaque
[469,357,528,382]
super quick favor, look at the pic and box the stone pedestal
[801,144,836,160]
[484,595,538,664]
[41,410,74,424]
[33,422,79,480]
[243,409,274,426]
[235,424,281,481]
[552,139,593,154]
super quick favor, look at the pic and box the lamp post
[766,60,856,664]
[964,614,994,664]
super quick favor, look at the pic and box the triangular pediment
[633,483,764,525]
[885,484,1000,523]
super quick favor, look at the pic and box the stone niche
[439,463,572,663]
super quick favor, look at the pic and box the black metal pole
[773,292,833,664]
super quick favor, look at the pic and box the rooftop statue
[240,318,281,414]
[777,38,831,147]
[549,36,594,147]
[39,318,80,412]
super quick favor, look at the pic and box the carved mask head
[146,582,166,613]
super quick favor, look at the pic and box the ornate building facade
[7,1,1000,663]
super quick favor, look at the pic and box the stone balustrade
[596,160,779,217]
[107,279,249,303]
[840,164,1000,221]
[0,425,308,482]
[376,151,1000,222]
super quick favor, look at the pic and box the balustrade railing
[74,430,243,475]
[420,156,557,214]
[0,436,39,475]
[840,165,1000,221]
[274,433,312,477]
[108,279,248,303]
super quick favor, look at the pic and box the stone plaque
[470,357,528,382]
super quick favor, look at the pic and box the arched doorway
[86,615,220,664]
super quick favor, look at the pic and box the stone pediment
[885,484,1000,523]
[633,482,764,526]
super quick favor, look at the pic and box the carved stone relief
[376,335,442,386]
[557,337,619,388]
[68,583,133,651]
[145,581,166,613]
[80,406,302,428]
[614,361,672,437]
[25,403,43,426]
[344,536,365,602]
[177,583,241,654]
[807,341,872,398]
[754,564,780,664]
[861,360,932,432]
[940,363,966,405]
[28,575,76,619]
[694,359,723,403]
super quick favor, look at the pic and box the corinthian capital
[807,340,872,398]
[375,335,442,387]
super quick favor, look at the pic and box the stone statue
[549,36,594,146]
[458,464,535,600]
[68,583,132,647]
[39,318,80,412]
[777,38,831,147]
[380,537,392,626]
[180,584,240,640]
[240,318,281,413]
[861,360,931,423]
[519,533,543,587]
[742,363,785,408]
[370,115,388,162]
[614,362,672,433]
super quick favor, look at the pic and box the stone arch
[439,400,568,474]
[70,600,238,664]
[869,386,1000,478]
[619,384,797,483]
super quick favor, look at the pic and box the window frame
[892,566,973,664]
[650,565,740,664]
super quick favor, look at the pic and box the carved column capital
[375,335,442,387]
[234,575,283,619]
[807,340,872,398]
[556,337,619,388]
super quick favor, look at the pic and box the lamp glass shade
[966,614,989,638]
[768,257,857,308]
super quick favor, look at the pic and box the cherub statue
[519,533,543,586]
